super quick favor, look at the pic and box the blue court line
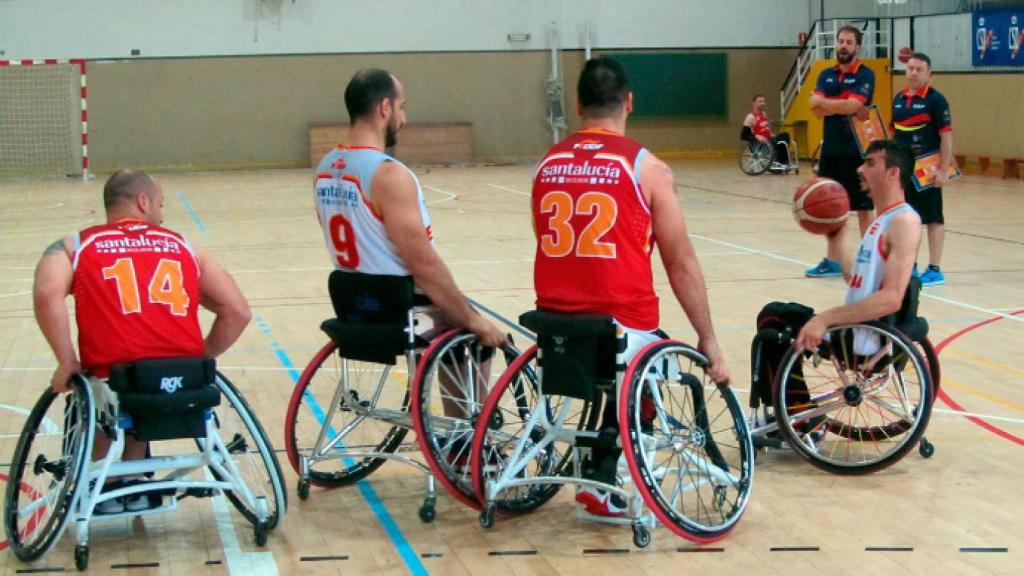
[467,298,536,343]
[254,317,428,576]
[175,189,209,238]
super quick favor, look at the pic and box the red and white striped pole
[0,58,90,180]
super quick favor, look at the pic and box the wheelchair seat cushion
[320,318,417,365]
[107,357,220,441]
[520,310,617,401]
[328,270,415,323]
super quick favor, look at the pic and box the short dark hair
[837,25,862,46]
[103,169,156,210]
[909,52,931,68]
[752,94,765,101]
[865,139,911,176]
[344,68,397,122]
[577,57,630,118]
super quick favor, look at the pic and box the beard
[836,49,854,65]
[385,120,398,149]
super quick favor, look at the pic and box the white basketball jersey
[843,202,916,354]
[314,146,432,276]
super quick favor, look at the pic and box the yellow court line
[944,348,1024,377]
[943,376,1024,414]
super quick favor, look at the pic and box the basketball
[793,177,849,235]
[898,46,913,63]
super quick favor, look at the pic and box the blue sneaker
[912,264,920,279]
[921,266,945,286]
[805,258,842,278]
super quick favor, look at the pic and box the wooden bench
[309,122,473,167]
[954,155,1021,178]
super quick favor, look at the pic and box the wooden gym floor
[0,160,1021,575]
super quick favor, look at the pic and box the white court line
[0,290,30,299]
[230,266,332,274]
[485,183,531,197]
[206,216,310,226]
[0,219,94,238]
[0,403,59,434]
[206,470,279,576]
[422,184,458,205]
[690,234,814,267]
[932,407,1024,425]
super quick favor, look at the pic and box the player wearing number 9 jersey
[34,169,252,393]
[311,69,504,348]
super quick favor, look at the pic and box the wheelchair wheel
[208,373,287,530]
[774,322,934,474]
[284,341,409,487]
[470,345,599,515]
[619,341,753,543]
[410,330,520,509]
[738,141,772,176]
[5,377,95,562]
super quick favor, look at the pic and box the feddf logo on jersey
[160,376,184,394]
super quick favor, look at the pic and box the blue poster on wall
[973,9,1024,67]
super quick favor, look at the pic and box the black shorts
[907,186,944,224]
[819,153,872,211]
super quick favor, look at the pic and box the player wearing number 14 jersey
[531,58,730,518]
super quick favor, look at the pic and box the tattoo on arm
[42,238,68,257]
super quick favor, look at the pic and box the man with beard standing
[313,68,504,347]
[805,25,876,278]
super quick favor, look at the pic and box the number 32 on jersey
[538,191,618,258]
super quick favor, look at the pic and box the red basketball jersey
[72,219,204,377]
[532,129,658,330]
[751,110,772,140]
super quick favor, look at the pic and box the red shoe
[575,486,627,518]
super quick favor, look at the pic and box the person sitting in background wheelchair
[33,169,252,513]
[532,57,730,517]
[742,94,796,173]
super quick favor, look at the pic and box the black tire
[5,377,94,562]
[738,141,772,176]
[284,341,409,487]
[205,373,287,530]
[619,341,753,543]
[774,322,934,474]
[470,345,598,515]
[411,331,521,510]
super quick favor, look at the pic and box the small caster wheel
[254,521,269,546]
[919,439,935,458]
[479,505,495,529]
[74,545,89,571]
[297,479,310,501]
[418,502,436,523]
[632,525,651,548]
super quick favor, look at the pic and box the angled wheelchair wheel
[619,341,753,543]
[410,330,521,509]
[738,141,772,176]
[284,341,409,487]
[774,322,934,474]
[5,376,95,562]
[207,373,287,530]
[470,345,599,515]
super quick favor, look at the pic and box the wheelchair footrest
[177,487,218,500]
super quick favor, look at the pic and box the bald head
[102,169,164,224]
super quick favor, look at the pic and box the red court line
[933,309,1024,446]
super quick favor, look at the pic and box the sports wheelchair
[283,271,519,519]
[469,311,754,547]
[748,278,940,474]
[4,358,286,571]
[738,126,799,176]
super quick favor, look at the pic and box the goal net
[0,59,88,179]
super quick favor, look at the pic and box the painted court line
[422,184,458,205]
[485,183,531,197]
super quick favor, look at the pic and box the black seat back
[107,357,220,441]
[884,277,929,342]
[520,310,618,402]
[322,270,415,365]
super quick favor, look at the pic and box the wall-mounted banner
[972,9,1024,67]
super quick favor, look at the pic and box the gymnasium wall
[86,48,797,172]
